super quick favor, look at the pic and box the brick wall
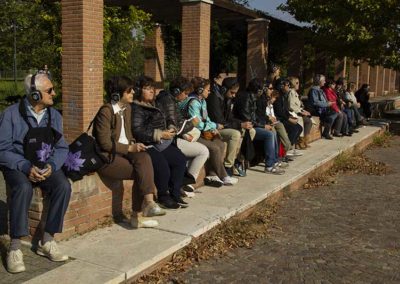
[181,1,211,78]
[359,61,370,87]
[389,70,396,93]
[384,68,390,94]
[369,66,379,97]
[61,0,104,143]
[334,57,347,80]
[144,24,165,83]
[246,19,269,84]
[348,60,360,89]
[28,175,133,241]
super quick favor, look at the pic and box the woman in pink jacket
[322,79,351,137]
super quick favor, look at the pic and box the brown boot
[297,137,307,150]
[304,135,311,148]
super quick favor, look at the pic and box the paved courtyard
[175,137,400,283]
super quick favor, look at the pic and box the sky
[249,0,303,26]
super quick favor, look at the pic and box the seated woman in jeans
[234,78,286,175]
[131,76,188,209]
[93,76,165,228]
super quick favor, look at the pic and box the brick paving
[0,175,67,283]
[176,137,400,284]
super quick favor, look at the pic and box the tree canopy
[279,0,400,69]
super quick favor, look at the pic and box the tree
[279,0,400,69]
[230,0,250,7]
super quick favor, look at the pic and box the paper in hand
[176,117,196,135]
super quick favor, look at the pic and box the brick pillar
[181,0,212,78]
[246,18,270,84]
[359,61,370,86]
[369,66,379,97]
[384,68,390,95]
[144,24,165,83]
[389,70,396,93]
[62,0,104,142]
[334,57,347,80]
[287,31,305,78]
[377,66,385,97]
[348,60,360,89]
[396,72,400,92]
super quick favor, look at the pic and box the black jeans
[3,169,71,238]
[146,144,187,200]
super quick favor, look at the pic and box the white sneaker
[7,249,25,273]
[37,240,68,262]
[130,216,159,228]
[223,176,238,185]
[287,149,303,157]
[204,176,224,187]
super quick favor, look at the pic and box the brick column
[181,0,212,78]
[377,66,385,97]
[287,31,305,78]
[334,57,347,80]
[389,70,396,93]
[62,0,104,142]
[396,72,400,92]
[369,66,379,97]
[144,24,165,83]
[246,18,269,83]
[384,68,390,95]
[348,60,360,89]
[359,61,370,86]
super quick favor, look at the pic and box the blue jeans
[254,127,278,168]
[3,169,71,238]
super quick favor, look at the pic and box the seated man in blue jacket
[0,73,71,273]
[307,74,337,140]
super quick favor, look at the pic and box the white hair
[24,73,49,95]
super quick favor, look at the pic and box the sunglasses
[42,87,54,94]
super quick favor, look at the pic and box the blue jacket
[0,98,69,174]
[178,94,217,131]
[308,86,330,109]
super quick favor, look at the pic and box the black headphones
[134,81,142,97]
[30,74,42,102]
[171,81,191,97]
[196,81,205,96]
[220,78,238,96]
[111,92,121,102]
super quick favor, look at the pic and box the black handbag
[63,108,115,182]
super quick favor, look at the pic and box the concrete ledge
[25,124,387,284]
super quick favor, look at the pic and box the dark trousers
[97,152,155,211]
[197,137,228,179]
[3,169,71,238]
[254,127,278,168]
[282,121,303,145]
[301,115,313,136]
[147,145,186,200]
[321,112,338,137]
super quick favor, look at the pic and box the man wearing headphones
[0,73,71,273]
[207,77,254,177]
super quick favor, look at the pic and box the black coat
[256,93,273,126]
[131,100,166,144]
[207,84,242,130]
[233,91,259,127]
[155,90,194,137]
[273,92,291,122]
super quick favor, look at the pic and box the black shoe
[172,196,189,208]
[333,132,343,137]
[204,176,224,188]
[282,156,294,162]
[352,128,359,133]
[225,167,234,177]
[344,132,352,137]
[182,172,196,185]
[158,196,180,209]
[323,134,334,140]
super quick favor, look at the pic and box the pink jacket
[323,87,340,113]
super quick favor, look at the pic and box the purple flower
[36,142,53,162]
[64,151,86,172]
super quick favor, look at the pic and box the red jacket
[322,87,340,113]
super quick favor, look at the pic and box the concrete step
[22,123,387,284]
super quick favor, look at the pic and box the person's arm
[93,105,130,155]
[131,104,161,143]
[46,110,69,171]
[0,111,32,174]
[206,93,225,125]
[309,88,329,108]
[188,100,217,131]
[273,97,289,122]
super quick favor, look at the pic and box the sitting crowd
[0,69,370,273]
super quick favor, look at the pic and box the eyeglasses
[42,87,54,94]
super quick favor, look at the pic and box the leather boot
[304,135,311,148]
[297,137,307,150]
